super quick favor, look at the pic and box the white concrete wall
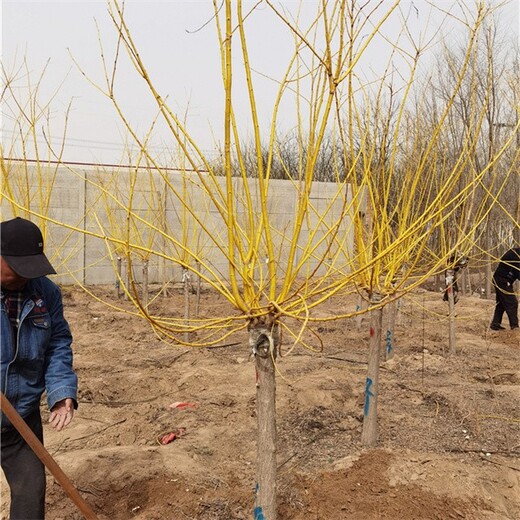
[1,162,357,286]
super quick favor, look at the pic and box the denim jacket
[1,277,78,428]
[494,247,520,283]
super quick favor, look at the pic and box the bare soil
[1,284,519,519]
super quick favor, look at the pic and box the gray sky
[2,1,519,166]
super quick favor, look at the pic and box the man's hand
[49,398,74,431]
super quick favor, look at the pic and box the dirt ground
[1,282,519,520]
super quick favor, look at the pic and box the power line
[1,129,220,157]
[2,157,209,173]
[1,129,175,153]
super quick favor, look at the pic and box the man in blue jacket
[1,217,78,520]
[490,247,520,331]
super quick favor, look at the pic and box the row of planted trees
[1,1,519,518]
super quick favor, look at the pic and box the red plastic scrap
[168,402,198,410]
[157,427,186,445]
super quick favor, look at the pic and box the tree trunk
[125,257,131,301]
[445,268,457,355]
[485,226,492,299]
[195,260,201,319]
[361,293,383,447]
[142,260,149,308]
[434,272,442,292]
[183,267,190,343]
[460,268,467,297]
[116,256,122,299]
[462,266,472,296]
[514,188,520,244]
[250,319,278,520]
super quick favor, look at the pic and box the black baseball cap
[1,217,56,278]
